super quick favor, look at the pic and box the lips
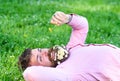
[50,52,57,61]
[48,49,55,61]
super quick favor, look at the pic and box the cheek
[43,57,50,63]
[43,58,52,65]
[30,61,37,66]
[30,58,40,66]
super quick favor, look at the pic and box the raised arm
[66,14,89,50]
[50,11,89,50]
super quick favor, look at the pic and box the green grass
[0,0,120,81]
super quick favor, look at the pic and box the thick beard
[48,48,58,67]
[48,46,69,67]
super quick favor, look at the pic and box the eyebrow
[37,48,41,52]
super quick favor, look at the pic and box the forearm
[23,66,69,81]
[67,14,88,31]
[50,11,89,49]
[66,14,89,50]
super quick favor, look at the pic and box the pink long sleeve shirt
[23,14,120,81]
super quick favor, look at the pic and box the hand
[50,11,71,26]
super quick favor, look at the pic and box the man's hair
[18,48,32,71]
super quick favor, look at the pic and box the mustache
[48,45,70,65]
[47,47,57,66]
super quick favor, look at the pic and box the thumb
[50,20,60,26]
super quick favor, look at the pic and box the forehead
[31,48,39,54]
[29,49,39,65]
[30,49,39,60]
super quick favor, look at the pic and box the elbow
[23,67,36,81]
[82,16,89,32]
[23,67,32,81]
[79,16,89,29]
[83,16,89,28]
[75,16,89,32]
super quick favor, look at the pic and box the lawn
[0,0,120,81]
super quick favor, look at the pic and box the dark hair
[18,48,32,71]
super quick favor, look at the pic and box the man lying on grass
[18,11,120,81]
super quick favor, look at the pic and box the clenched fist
[50,11,71,26]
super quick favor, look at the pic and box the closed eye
[37,55,42,62]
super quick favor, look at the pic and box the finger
[55,11,66,16]
[54,14,65,22]
[54,12,67,22]
[57,12,66,18]
[58,13,70,24]
[50,19,61,26]
[50,19,57,25]
[51,16,62,25]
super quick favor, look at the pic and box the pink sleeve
[66,14,89,50]
[23,66,101,81]
[23,66,70,81]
